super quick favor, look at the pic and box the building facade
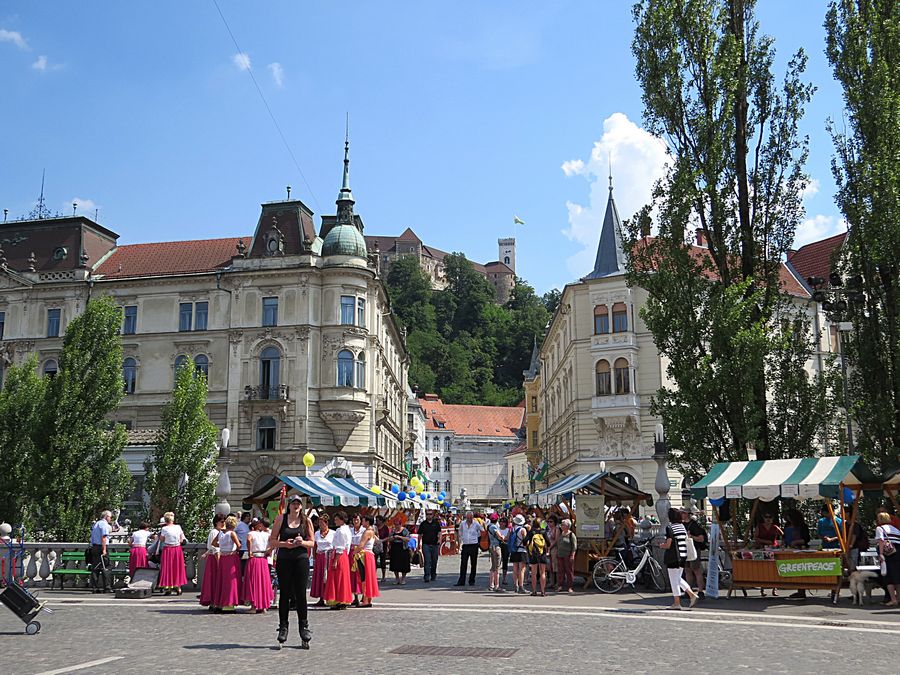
[0,143,410,505]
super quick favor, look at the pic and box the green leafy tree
[541,288,562,315]
[143,364,219,540]
[825,0,900,473]
[0,356,47,527]
[34,296,130,540]
[626,0,834,476]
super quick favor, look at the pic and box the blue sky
[1,1,847,294]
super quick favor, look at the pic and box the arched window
[433,457,440,472]
[123,358,137,394]
[194,354,209,379]
[432,437,439,451]
[595,360,611,396]
[174,354,189,372]
[337,349,354,387]
[257,417,276,450]
[444,457,451,472]
[614,358,630,394]
[504,256,510,265]
[614,472,638,489]
[594,305,609,334]
[444,480,451,493]
[612,302,628,333]
[260,347,281,398]
[43,359,59,379]
[355,352,366,390]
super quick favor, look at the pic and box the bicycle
[592,541,666,593]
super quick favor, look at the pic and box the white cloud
[267,62,284,87]
[232,52,251,71]
[0,28,28,50]
[561,112,669,277]
[800,177,820,200]
[31,55,47,71]
[794,214,845,249]
[65,198,99,217]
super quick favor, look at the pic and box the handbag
[685,536,698,562]
[879,527,896,557]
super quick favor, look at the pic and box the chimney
[695,228,707,248]
[640,220,651,238]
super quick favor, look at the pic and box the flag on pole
[514,215,525,225]
[277,484,287,516]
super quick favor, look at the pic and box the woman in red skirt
[158,512,187,595]
[357,515,380,607]
[311,514,333,606]
[199,514,225,609]
[215,516,243,611]
[243,518,274,612]
[324,511,352,609]
[128,522,151,577]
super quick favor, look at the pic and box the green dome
[322,224,367,259]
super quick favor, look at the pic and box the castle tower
[498,237,516,274]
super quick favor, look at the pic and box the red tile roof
[421,396,524,438]
[787,232,847,286]
[95,236,248,279]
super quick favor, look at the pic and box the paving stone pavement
[4,555,898,675]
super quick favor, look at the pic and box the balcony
[591,332,637,350]
[245,384,291,401]
[592,392,640,411]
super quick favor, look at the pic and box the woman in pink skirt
[311,513,333,606]
[128,521,151,577]
[243,518,274,612]
[358,515,380,607]
[199,513,225,609]
[215,515,243,612]
[158,512,187,595]
[324,511,353,609]
[349,513,366,606]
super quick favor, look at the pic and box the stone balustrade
[5,542,207,590]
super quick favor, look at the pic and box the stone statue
[458,487,471,512]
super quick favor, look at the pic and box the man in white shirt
[455,511,484,587]
[89,510,112,593]
[235,512,251,573]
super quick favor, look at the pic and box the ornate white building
[0,142,410,507]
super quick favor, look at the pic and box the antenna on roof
[345,111,349,144]
[37,169,47,219]
[94,208,99,222]
[286,185,291,200]
[3,209,7,222]
[608,152,613,192]
[73,202,78,216]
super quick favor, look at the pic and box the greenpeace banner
[775,558,841,577]
[704,523,720,599]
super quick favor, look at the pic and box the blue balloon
[439,492,446,500]
[391,484,400,495]
[397,491,408,501]
[709,496,726,507]
[443,500,451,507]
[843,487,856,504]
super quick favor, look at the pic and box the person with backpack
[486,513,506,592]
[509,514,529,594]
[526,517,549,596]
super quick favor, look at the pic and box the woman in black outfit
[270,495,314,648]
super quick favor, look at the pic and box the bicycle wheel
[592,558,625,593]
[645,557,666,592]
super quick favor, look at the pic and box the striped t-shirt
[667,522,688,561]
[876,524,900,548]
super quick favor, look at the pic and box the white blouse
[351,525,366,546]
[248,530,270,554]
[160,524,185,546]
[131,530,151,547]
[219,530,238,553]
[206,528,220,553]
[315,529,335,553]
[332,524,352,554]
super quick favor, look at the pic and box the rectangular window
[596,371,612,396]
[47,308,61,337]
[531,430,538,447]
[262,297,278,327]
[178,303,192,332]
[0,311,5,339]
[194,302,208,331]
[595,314,610,334]
[122,306,137,335]
[612,309,628,333]
[357,297,366,327]
[340,296,355,325]
[530,396,537,412]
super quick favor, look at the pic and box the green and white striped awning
[690,455,878,502]
[243,475,389,507]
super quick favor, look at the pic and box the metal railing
[244,384,290,401]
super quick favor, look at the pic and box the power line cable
[211,0,321,212]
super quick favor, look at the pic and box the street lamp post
[214,427,232,516]
[653,423,671,530]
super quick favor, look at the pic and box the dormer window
[265,219,285,256]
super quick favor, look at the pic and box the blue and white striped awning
[535,472,650,506]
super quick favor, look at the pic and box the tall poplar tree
[825,0,900,474]
[626,0,836,478]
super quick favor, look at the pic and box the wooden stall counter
[729,549,842,596]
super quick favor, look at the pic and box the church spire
[337,116,354,206]
[584,172,626,280]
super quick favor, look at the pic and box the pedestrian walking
[128,521,151,577]
[388,517,411,585]
[271,495,314,648]
[509,514,528,594]
[498,517,511,586]
[487,513,505,592]
[324,511,353,610]
[158,512,187,596]
[418,510,442,583]
[455,511,483,587]
[556,518,577,593]
[526,518,549,596]
[88,510,113,593]
[199,513,225,609]
[311,514,333,606]
[661,507,699,610]
[682,509,707,596]
[215,516,242,610]
[545,514,560,589]
[243,519,274,612]
[875,512,900,607]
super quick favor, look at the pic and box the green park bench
[52,551,132,590]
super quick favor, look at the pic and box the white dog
[848,569,877,605]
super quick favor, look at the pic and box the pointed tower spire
[337,113,354,205]
[584,170,626,279]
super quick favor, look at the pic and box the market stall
[690,455,882,597]
[534,471,652,586]
[243,475,391,513]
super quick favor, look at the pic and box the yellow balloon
[415,486,423,494]
[302,452,315,468]
[372,486,382,494]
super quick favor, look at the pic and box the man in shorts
[487,513,505,592]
